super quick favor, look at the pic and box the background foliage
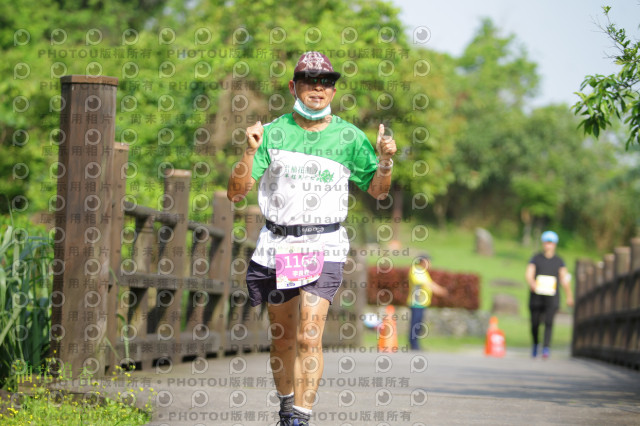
[0,0,638,251]
[573,6,640,150]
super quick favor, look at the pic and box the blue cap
[541,231,559,243]
[417,252,432,261]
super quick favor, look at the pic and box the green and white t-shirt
[250,113,378,267]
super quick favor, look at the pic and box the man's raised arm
[227,121,263,202]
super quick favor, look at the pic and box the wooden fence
[50,75,365,378]
[572,238,640,369]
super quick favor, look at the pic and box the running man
[227,51,397,425]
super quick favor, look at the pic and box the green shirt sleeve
[349,134,379,191]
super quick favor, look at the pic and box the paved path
[126,347,640,426]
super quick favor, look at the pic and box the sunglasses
[298,77,336,87]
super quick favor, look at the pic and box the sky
[393,0,640,107]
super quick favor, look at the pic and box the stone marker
[491,294,520,316]
[475,227,494,256]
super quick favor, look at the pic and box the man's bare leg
[267,296,300,395]
[294,290,330,409]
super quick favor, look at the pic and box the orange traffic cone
[377,305,398,352]
[485,316,506,357]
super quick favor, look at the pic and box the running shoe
[276,411,293,426]
[542,347,550,359]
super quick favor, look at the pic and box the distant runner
[526,231,574,359]
[227,51,397,425]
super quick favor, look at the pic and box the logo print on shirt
[282,165,334,183]
[319,170,333,182]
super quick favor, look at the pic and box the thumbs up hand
[246,121,264,153]
[376,124,397,160]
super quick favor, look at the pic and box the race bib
[275,243,324,290]
[535,275,557,296]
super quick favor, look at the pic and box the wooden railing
[50,75,365,378]
[572,238,640,369]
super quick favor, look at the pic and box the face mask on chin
[292,82,332,121]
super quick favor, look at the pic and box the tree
[0,0,171,213]
[511,106,596,246]
[440,19,539,226]
[573,6,640,149]
[0,0,458,225]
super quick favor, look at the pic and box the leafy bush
[0,216,53,389]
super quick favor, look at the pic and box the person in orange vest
[406,253,448,351]
[525,231,574,359]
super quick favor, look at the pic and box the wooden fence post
[574,260,583,300]
[572,259,585,356]
[595,261,604,286]
[614,247,631,278]
[350,249,367,346]
[630,238,640,310]
[603,254,615,283]
[586,262,595,317]
[156,170,191,361]
[206,191,234,356]
[240,205,267,352]
[603,254,615,315]
[614,247,631,311]
[185,222,210,358]
[51,75,118,378]
[631,238,640,272]
[106,142,129,373]
[131,215,156,370]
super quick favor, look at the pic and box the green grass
[363,222,596,350]
[0,381,152,425]
[0,391,151,425]
[0,365,153,425]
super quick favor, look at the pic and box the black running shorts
[245,260,344,307]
